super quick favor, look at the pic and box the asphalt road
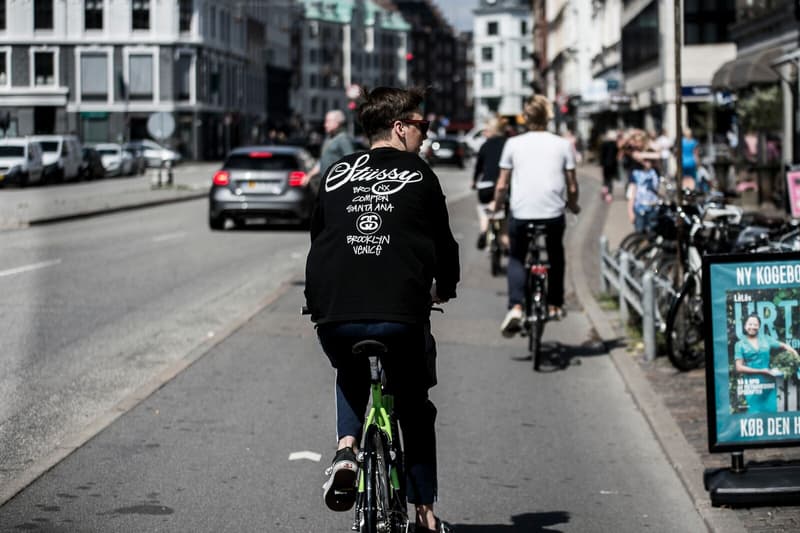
[0,163,706,531]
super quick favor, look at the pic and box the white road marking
[289,451,322,462]
[152,232,187,243]
[0,259,62,278]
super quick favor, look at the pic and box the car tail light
[530,265,548,276]
[249,151,273,158]
[288,171,308,187]
[213,170,230,186]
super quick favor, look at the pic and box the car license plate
[246,181,280,194]
[0,174,4,182]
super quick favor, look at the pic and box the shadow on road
[452,511,570,532]
[510,336,620,371]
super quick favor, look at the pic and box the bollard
[619,251,630,323]
[599,236,610,294]
[642,272,656,361]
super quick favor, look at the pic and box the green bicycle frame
[358,382,402,493]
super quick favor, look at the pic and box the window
[0,50,7,85]
[179,0,192,32]
[129,54,153,100]
[481,72,493,88]
[34,51,55,85]
[81,53,108,100]
[481,46,493,62]
[487,21,498,35]
[521,45,528,61]
[34,0,53,30]
[85,0,102,29]
[621,1,659,73]
[132,0,150,30]
[209,6,216,38]
[0,0,6,30]
[175,54,191,100]
[520,69,529,86]
[684,0,734,45]
[521,20,528,35]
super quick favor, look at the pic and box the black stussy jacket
[305,147,460,324]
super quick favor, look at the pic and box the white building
[472,0,534,125]
[0,0,291,159]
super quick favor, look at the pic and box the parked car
[127,139,182,168]
[122,143,148,175]
[423,137,466,168]
[80,146,106,180]
[94,143,134,177]
[0,137,44,187]
[459,124,487,156]
[208,145,316,230]
[30,134,83,182]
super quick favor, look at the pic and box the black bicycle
[521,223,550,371]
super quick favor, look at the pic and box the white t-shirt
[498,131,575,220]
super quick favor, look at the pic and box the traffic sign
[147,112,175,141]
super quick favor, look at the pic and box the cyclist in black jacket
[305,86,459,533]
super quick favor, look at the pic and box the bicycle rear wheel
[665,275,705,371]
[529,278,546,371]
[362,426,392,533]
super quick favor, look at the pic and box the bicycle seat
[351,339,389,356]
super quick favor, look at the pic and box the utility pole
[674,0,683,202]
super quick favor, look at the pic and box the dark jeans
[317,320,438,504]
[507,215,566,309]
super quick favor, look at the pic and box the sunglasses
[398,119,430,135]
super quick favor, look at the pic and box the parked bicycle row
[0,135,181,188]
[613,180,800,371]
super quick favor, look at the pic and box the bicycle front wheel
[665,275,705,371]
[362,426,392,533]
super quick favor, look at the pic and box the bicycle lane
[0,175,706,532]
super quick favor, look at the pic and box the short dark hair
[357,86,426,142]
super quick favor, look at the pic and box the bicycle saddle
[351,339,388,355]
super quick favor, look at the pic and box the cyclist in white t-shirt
[490,95,580,336]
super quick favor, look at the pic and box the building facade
[472,0,534,125]
[0,0,293,160]
[293,0,410,129]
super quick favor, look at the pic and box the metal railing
[599,235,677,361]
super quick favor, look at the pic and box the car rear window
[225,153,299,170]
[0,146,25,157]
[435,140,459,148]
[97,149,118,156]
[40,141,59,152]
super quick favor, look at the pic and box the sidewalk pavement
[578,163,800,532]
[0,161,220,229]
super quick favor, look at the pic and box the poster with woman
[705,252,800,451]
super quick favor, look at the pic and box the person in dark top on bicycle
[472,117,508,250]
[305,86,460,533]
[490,94,579,336]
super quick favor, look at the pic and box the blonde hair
[523,95,553,130]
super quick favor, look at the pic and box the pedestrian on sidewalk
[472,117,509,250]
[305,86,459,533]
[599,130,618,203]
[627,157,660,233]
[309,109,356,194]
[491,94,580,336]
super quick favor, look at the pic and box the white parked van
[30,134,82,182]
[0,137,44,187]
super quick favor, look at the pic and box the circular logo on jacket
[356,212,382,235]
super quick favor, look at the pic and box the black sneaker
[322,447,358,511]
[476,232,487,250]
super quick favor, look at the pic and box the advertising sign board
[704,252,800,452]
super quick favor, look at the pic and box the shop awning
[711,47,785,90]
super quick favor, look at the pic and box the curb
[27,191,207,226]
[570,173,746,533]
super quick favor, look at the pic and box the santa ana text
[736,264,800,286]
[739,416,800,437]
